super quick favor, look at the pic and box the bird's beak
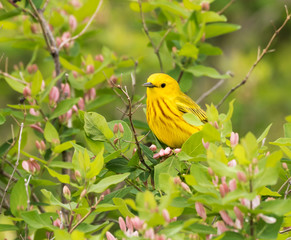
[142,82,156,88]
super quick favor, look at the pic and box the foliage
[0,0,291,240]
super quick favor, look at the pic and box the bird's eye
[161,83,166,88]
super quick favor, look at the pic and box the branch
[217,0,236,15]
[0,122,24,213]
[58,0,103,50]
[196,78,226,104]
[69,196,104,233]
[216,6,291,109]
[0,70,27,84]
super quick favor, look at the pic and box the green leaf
[31,70,43,96]
[3,75,26,93]
[21,210,58,230]
[84,112,113,141]
[53,140,75,153]
[0,224,18,232]
[0,113,6,125]
[284,123,291,138]
[140,143,158,164]
[199,43,222,56]
[41,189,76,210]
[257,199,291,216]
[129,2,155,12]
[86,149,104,179]
[72,222,109,234]
[106,158,135,173]
[241,132,258,159]
[45,166,70,184]
[49,161,74,169]
[39,73,65,102]
[259,187,281,197]
[0,9,21,21]
[60,57,83,74]
[202,11,227,23]
[257,124,272,143]
[205,23,241,38]
[234,144,250,165]
[84,68,113,89]
[154,156,181,189]
[10,178,28,217]
[108,120,132,152]
[179,42,199,59]
[183,0,201,10]
[113,198,135,218]
[86,95,116,111]
[183,113,203,126]
[182,131,205,160]
[208,158,237,178]
[185,223,216,234]
[88,173,130,193]
[186,65,230,79]
[201,123,221,142]
[49,98,80,119]
[270,138,291,146]
[44,121,60,143]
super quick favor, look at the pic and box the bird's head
[143,73,181,98]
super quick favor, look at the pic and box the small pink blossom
[77,98,85,110]
[219,210,234,226]
[69,15,77,31]
[131,216,144,230]
[282,162,288,170]
[153,153,160,159]
[202,138,209,149]
[30,124,44,133]
[144,228,155,239]
[162,209,171,223]
[212,175,219,186]
[229,179,237,191]
[126,216,133,233]
[118,123,124,133]
[230,132,239,147]
[257,214,276,224]
[95,54,104,62]
[49,86,60,106]
[237,171,247,182]
[201,2,210,11]
[174,148,181,153]
[181,182,191,192]
[228,159,237,167]
[149,144,157,151]
[29,108,39,116]
[23,86,31,97]
[173,176,181,185]
[216,221,228,235]
[86,64,95,74]
[113,124,119,134]
[27,64,38,74]
[53,218,62,229]
[61,83,71,98]
[164,147,172,155]
[219,184,226,198]
[195,202,207,221]
[106,231,116,240]
[234,206,244,227]
[207,167,214,176]
[221,176,226,184]
[118,217,126,232]
[159,149,166,157]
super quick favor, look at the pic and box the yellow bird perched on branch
[143,73,207,148]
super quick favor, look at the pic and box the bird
[143,73,207,148]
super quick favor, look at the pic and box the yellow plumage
[143,73,207,148]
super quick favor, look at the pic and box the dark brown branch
[216,6,291,109]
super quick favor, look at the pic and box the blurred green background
[0,0,291,144]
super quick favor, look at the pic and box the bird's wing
[175,94,208,123]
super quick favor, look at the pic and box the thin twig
[0,71,27,84]
[24,174,32,240]
[278,177,291,193]
[216,6,291,108]
[217,0,236,15]
[196,79,225,104]
[69,196,104,233]
[0,123,24,213]
[59,0,103,50]
[8,0,37,19]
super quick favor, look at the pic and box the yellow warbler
[143,73,207,148]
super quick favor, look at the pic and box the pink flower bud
[237,171,247,182]
[70,0,81,8]
[86,64,95,74]
[49,86,60,105]
[153,153,160,159]
[202,138,209,149]
[113,138,119,145]
[23,86,31,97]
[53,219,62,228]
[63,185,71,200]
[118,123,124,133]
[27,64,38,74]
[173,176,182,185]
[207,167,214,176]
[109,75,118,87]
[181,182,191,192]
[282,162,288,170]
[212,175,219,186]
[119,217,126,232]
[69,15,77,31]
[61,83,71,98]
[214,121,219,129]
[174,148,181,153]
[230,132,239,147]
[30,159,41,172]
[72,71,78,78]
[195,202,207,221]
[89,88,96,100]
[144,228,155,239]
[219,210,234,226]
[35,140,41,150]
[216,221,228,235]
[56,37,62,47]
[29,108,39,116]
[126,216,133,232]
[221,176,226,184]
[219,184,226,198]
[201,2,210,11]
[149,144,157,152]
[233,206,244,227]
[229,179,237,191]
[257,214,276,224]
[30,24,38,34]
[162,209,171,223]
[172,46,177,53]
[61,32,72,49]
[22,161,31,172]
[131,216,144,230]
[72,105,78,113]
[159,149,166,157]
[80,189,87,199]
[164,147,172,155]
[228,159,237,167]
[106,231,116,240]
[113,124,119,134]
[77,98,85,110]
[30,124,44,133]
[95,54,104,62]
[75,170,82,180]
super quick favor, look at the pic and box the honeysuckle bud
[212,175,219,186]
[219,210,234,226]
[126,216,133,233]
[70,0,81,8]
[216,221,228,235]
[195,202,207,221]
[63,185,71,200]
[49,86,60,106]
[85,88,96,102]
[153,153,160,159]
[173,176,182,185]
[29,108,39,116]
[156,234,166,240]
[131,216,144,230]
[106,231,116,240]
[53,218,62,228]
[22,161,31,173]
[159,149,166,157]
[207,167,214,176]
[181,182,191,192]
[30,23,38,34]
[27,64,38,74]
[144,228,155,239]
[230,132,239,147]
[202,138,209,149]
[282,162,288,170]
[164,147,172,155]
[30,124,44,133]
[86,64,95,74]
[228,159,237,167]
[35,140,41,150]
[172,46,177,53]
[219,184,226,197]
[119,217,126,232]
[162,209,171,223]
[113,138,119,145]
[221,176,226,184]
[72,71,78,78]
[77,98,85,110]
[257,214,276,224]
[30,158,40,172]
[80,189,87,199]
[61,83,71,98]
[229,179,237,191]
[61,32,72,49]
[72,105,78,113]
[75,170,81,180]
[174,148,181,153]
[95,54,104,62]
[22,158,40,174]
[118,123,124,133]
[201,1,210,11]
[23,86,31,97]
[113,124,119,134]
[237,171,247,182]
[234,206,244,226]
[214,121,219,129]
[109,75,118,87]
[149,144,157,152]
[69,15,77,31]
